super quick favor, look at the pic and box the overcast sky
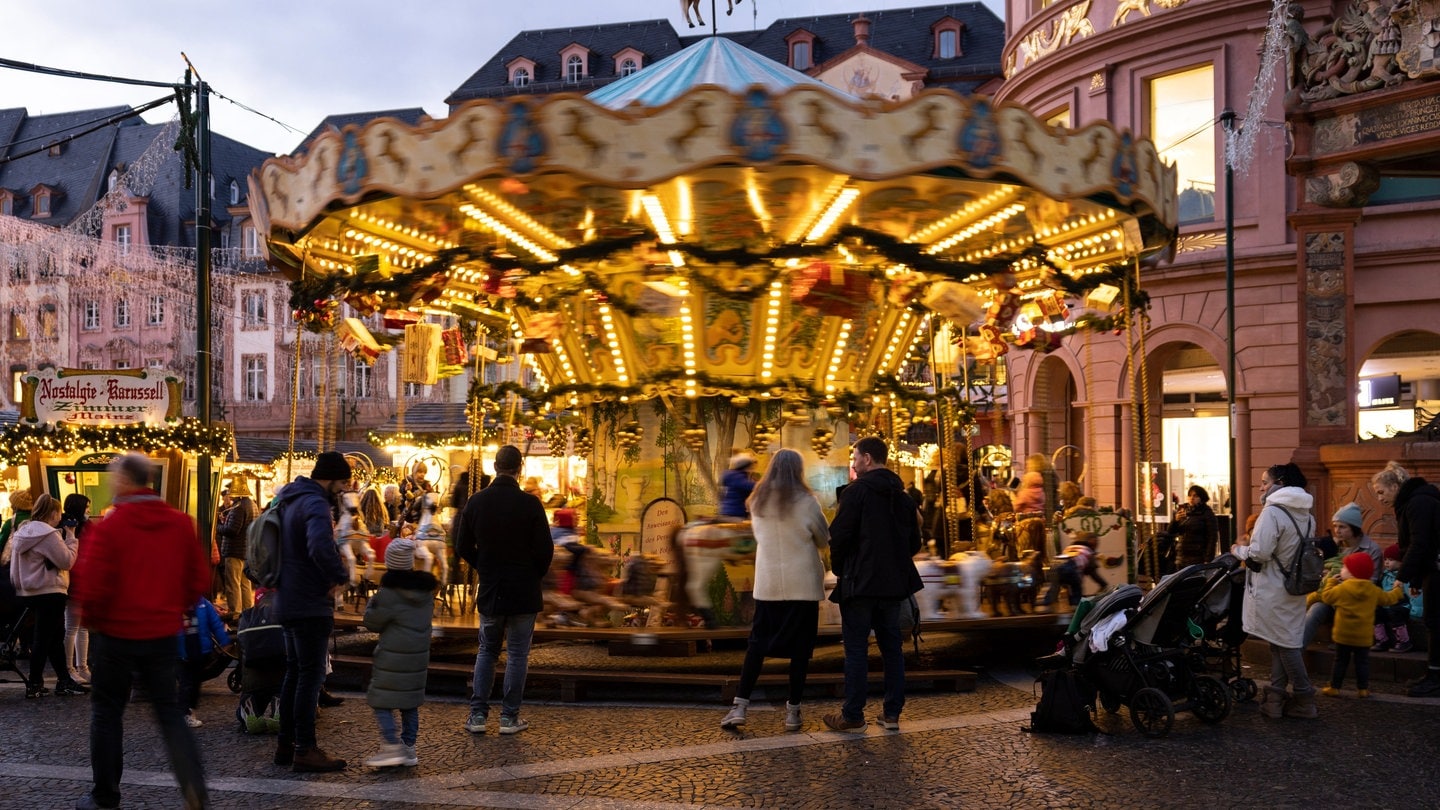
[1,0,1004,156]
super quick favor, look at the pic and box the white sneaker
[185,713,203,728]
[364,743,407,768]
[402,744,418,767]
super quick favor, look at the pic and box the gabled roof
[292,108,429,156]
[0,106,135,227]
[445,19,686,105]
[587,35,853,109]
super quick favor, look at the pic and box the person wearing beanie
[0,487,35,564]
[1304,501,1384,648]
[550,508,577,545]
[456,444,553,736]
[1374,543,1415,652]
[271,450,353,773]
[1314,551,1404,698]
[361,535,437,769]
[719,452,758,518]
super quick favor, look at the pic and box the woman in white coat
[1230,462,1317,719]
[720,448,830,732]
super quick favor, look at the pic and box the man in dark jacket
[823,437,923,733]
[456,445,553,736]
[272,452,352,772]
[71,452,211,810]
[217,478,259,622]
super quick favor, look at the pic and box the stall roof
[587,35,852,109]
[369,403,470,436]
[0,410,16,427]
[232,436,389,467]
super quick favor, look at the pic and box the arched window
[512,67,530,87]
[229,180,240,205]
[620,58,638,77]
[566,55,584,83]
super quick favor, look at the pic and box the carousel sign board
[20,368,182,428]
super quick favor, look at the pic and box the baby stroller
[1188,554,1256,703]
[0,606,30,684]
[232,593,286,734]
[1042,557,1239,737]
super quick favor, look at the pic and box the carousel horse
[681,0,740,28]
[618,552,667,627]
[674,518,753,628]
[411,491,450,589]
[336,490,377,588]
[915,551,991,620]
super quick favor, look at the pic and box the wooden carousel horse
[336,490,377,588]
[681,0,741,28]
[411,491,450,590]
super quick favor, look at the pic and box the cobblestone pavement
[3,644,1439,810]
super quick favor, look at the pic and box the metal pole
[195,74,215,556]
[1221,108,1237,546]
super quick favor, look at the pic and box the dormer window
[48,143,62,157]
[614,47,645,78]
[506,57,537,89]
[932,17,965,59]
[108,169,120,192]
[229,180,240,205]
[32,187,52,218]
[566,55,584,82]
[620,58,638,77]
[785,29,817,70]
[559,43,590,83]
[0,191,12,217]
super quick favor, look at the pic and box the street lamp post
[1221,108,1237,545]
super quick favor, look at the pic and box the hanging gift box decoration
[1086,283,1121,312]
[1036,290,1070,324]
[791,262,869,319]
[383,309,422,330]
[1015,327,1063,353]
[402,322,443,385]
[985,291,1021,330]
[344,291,384,317]
[976,323,1009,357]
[921,281,985,323]
[336,317,383,365]
[440,328,468,366]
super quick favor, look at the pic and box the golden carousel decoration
[250,36,1177,553]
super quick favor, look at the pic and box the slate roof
[0,105,273,246]
[445,3,1003,105]
[292,108,429,156]
[446,19,687,105]
[232,436,389,466]
[370,402,470,435]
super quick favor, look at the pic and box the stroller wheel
[1190,675,1232,724]
[227,666,243,694]
[1129,687,1174,738]
[1230,677,1257,704]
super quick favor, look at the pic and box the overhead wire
[0,95,175,165]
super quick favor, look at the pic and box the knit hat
[494,445,523,475]
[311,451,352,481]
[1332,502,1364,533]
[1383,543,1403,562]
[1342,551,1374,582]
[553,508,576,528]
[385,537,417,571]
[8,488,33,512]
[729,452,756,470]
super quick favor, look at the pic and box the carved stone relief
[1302,231,1348,427]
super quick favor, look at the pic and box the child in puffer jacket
[1373,543,1413,653]
[1314,553,1403,698]
[177,595,231,727]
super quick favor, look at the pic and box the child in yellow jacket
[1312,552,1403,698]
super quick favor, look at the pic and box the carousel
[250,35,1177,628]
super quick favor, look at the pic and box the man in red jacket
[70,452,211,810]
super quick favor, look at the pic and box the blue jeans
[374,707,419,747]
[839,597,906,723]
[470,613,537,720]
[280,616,334,750]
[87,633,208,810]
[1302,601,1334,647]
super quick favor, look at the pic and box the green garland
[0,419,233,465]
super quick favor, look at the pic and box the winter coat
[751,493,830,602]
[1233,485,1314,648]
[178,597,231,660]
[71,492,210,641]
[719,469,756,518]
[1394,477,1440,587]
[1173,502,1219,568]
[273,477,350,623]
[828,467,924,601]
[1318,576,1403,647]
[8,519,77,597]
[217,496,259,560]
[363,568,438,710]
[0,508,32,564]
[1013,472,1046,514]
[455,476,553,616]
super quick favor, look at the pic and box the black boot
[697,608,719,630]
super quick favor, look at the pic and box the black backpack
[1274,509,1324,596]
[1023,668,1097,734]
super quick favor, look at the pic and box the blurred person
[1370,461,1440,697]
[720,449,830,732]
[71,452,211,810]
[719,452,758,519]
[62,493,93,684]
[8,492,85,698]
[176,595,230,727]
[216,478,260,623]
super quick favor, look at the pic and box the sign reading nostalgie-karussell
[20,367,182,427]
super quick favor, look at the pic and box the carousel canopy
[587,35,851,109]
[251,68,1177,410]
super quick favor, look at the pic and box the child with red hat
[1314,551,1405,698]
[1374,544,1415,653]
